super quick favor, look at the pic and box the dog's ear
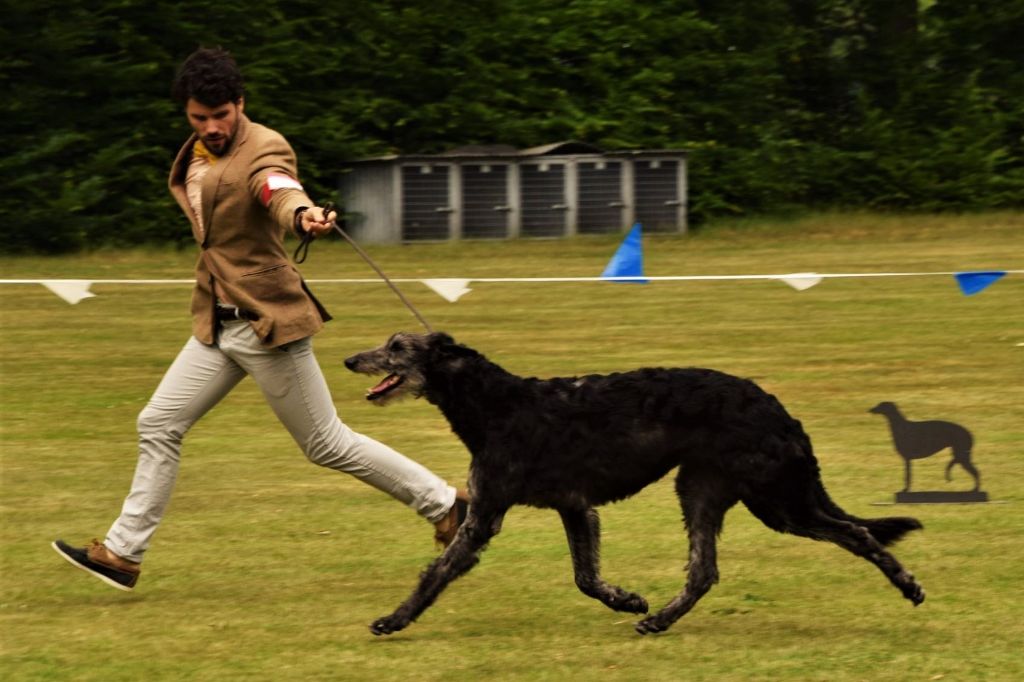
[427,331,479,361]
[429,331,456,347]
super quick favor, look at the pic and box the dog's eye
[388,341,404,353]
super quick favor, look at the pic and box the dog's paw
[897,570,925,606]
[369,614,407,636]
[613,592,649,614]
[634,615,671,635]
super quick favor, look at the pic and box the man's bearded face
[185,97,243,155]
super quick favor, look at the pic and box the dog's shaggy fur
[345,332,925,636]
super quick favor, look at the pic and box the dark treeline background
[2,0,1022,252]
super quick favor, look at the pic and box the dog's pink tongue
[369,374,400,395]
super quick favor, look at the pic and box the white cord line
[2,270,1021,286]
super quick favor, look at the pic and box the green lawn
[2,212,1022,681]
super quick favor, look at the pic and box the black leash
[293,227,314,264]
[292,204,320,265]
[294,202,434,333]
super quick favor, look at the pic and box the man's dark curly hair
[171,47,244,107]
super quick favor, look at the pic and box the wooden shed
[337,141,688,243]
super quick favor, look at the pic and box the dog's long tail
[853,515,923,546]
[746,418,923,547]
[813,484,923,546]
[746,475,923,547]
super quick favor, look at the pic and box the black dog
[345,332,925,636]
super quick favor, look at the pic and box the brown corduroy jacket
[168,114,331,348]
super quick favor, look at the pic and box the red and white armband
[259,173,304,207]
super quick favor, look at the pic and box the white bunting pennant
[776,273,823,291]
[42,280,96,304]
[422,278,473,302]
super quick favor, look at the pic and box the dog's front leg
[559,507,649,614]
[370,506,507,636]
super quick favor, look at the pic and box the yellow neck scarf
[192,139,218,165]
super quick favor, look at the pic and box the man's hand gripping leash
[292,201,433,333]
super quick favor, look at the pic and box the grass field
[1,212,1022,681]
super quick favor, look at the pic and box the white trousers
[105,319,455,562]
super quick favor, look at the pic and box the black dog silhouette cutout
[869,401,980,491]
[869,401,987,503]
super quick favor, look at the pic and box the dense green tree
[1,0,1021,252]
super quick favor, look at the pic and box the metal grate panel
[401,164,451,240]
[461,164,510,238]
[634,160,681,232]
[520,163,567,237]
[577,161,624,234]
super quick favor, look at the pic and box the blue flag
[954,271,1007,296]
[601,223,647,283]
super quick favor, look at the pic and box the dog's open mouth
[367,374,404,401]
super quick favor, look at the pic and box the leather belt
[215,305,259,322]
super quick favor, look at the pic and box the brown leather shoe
[52,539,141,591]
[433,489,470,549]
